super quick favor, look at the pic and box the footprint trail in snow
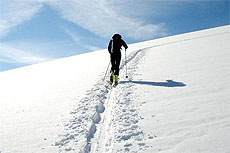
[54,48,152,153]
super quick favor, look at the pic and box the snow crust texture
[0,26,230,153]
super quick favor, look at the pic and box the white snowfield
[0,25,229,153]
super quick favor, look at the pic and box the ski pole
[103,60,110,81]
[125,49,128,78]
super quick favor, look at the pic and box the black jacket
[108,38,128,54]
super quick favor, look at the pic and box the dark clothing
[108,39,128,54]
[108,38,128,75]
[110,52,121,75]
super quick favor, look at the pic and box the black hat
[112,34,121,39]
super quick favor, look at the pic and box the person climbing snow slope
[108,34,128,85]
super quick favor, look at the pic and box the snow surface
[0,25,230,153]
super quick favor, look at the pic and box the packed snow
[0,26,229,153]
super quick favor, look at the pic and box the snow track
[54,47,149,152]
[91,48,149,153]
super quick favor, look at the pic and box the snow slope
[0,25,229,153]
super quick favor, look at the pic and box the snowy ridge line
[149,31,229,49]
[121,31,229,74]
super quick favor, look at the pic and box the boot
[114,75,119,84]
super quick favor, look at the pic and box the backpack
[111,34,122,53]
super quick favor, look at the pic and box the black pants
[110,52,121,75]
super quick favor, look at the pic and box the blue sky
[0,0,229,71]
